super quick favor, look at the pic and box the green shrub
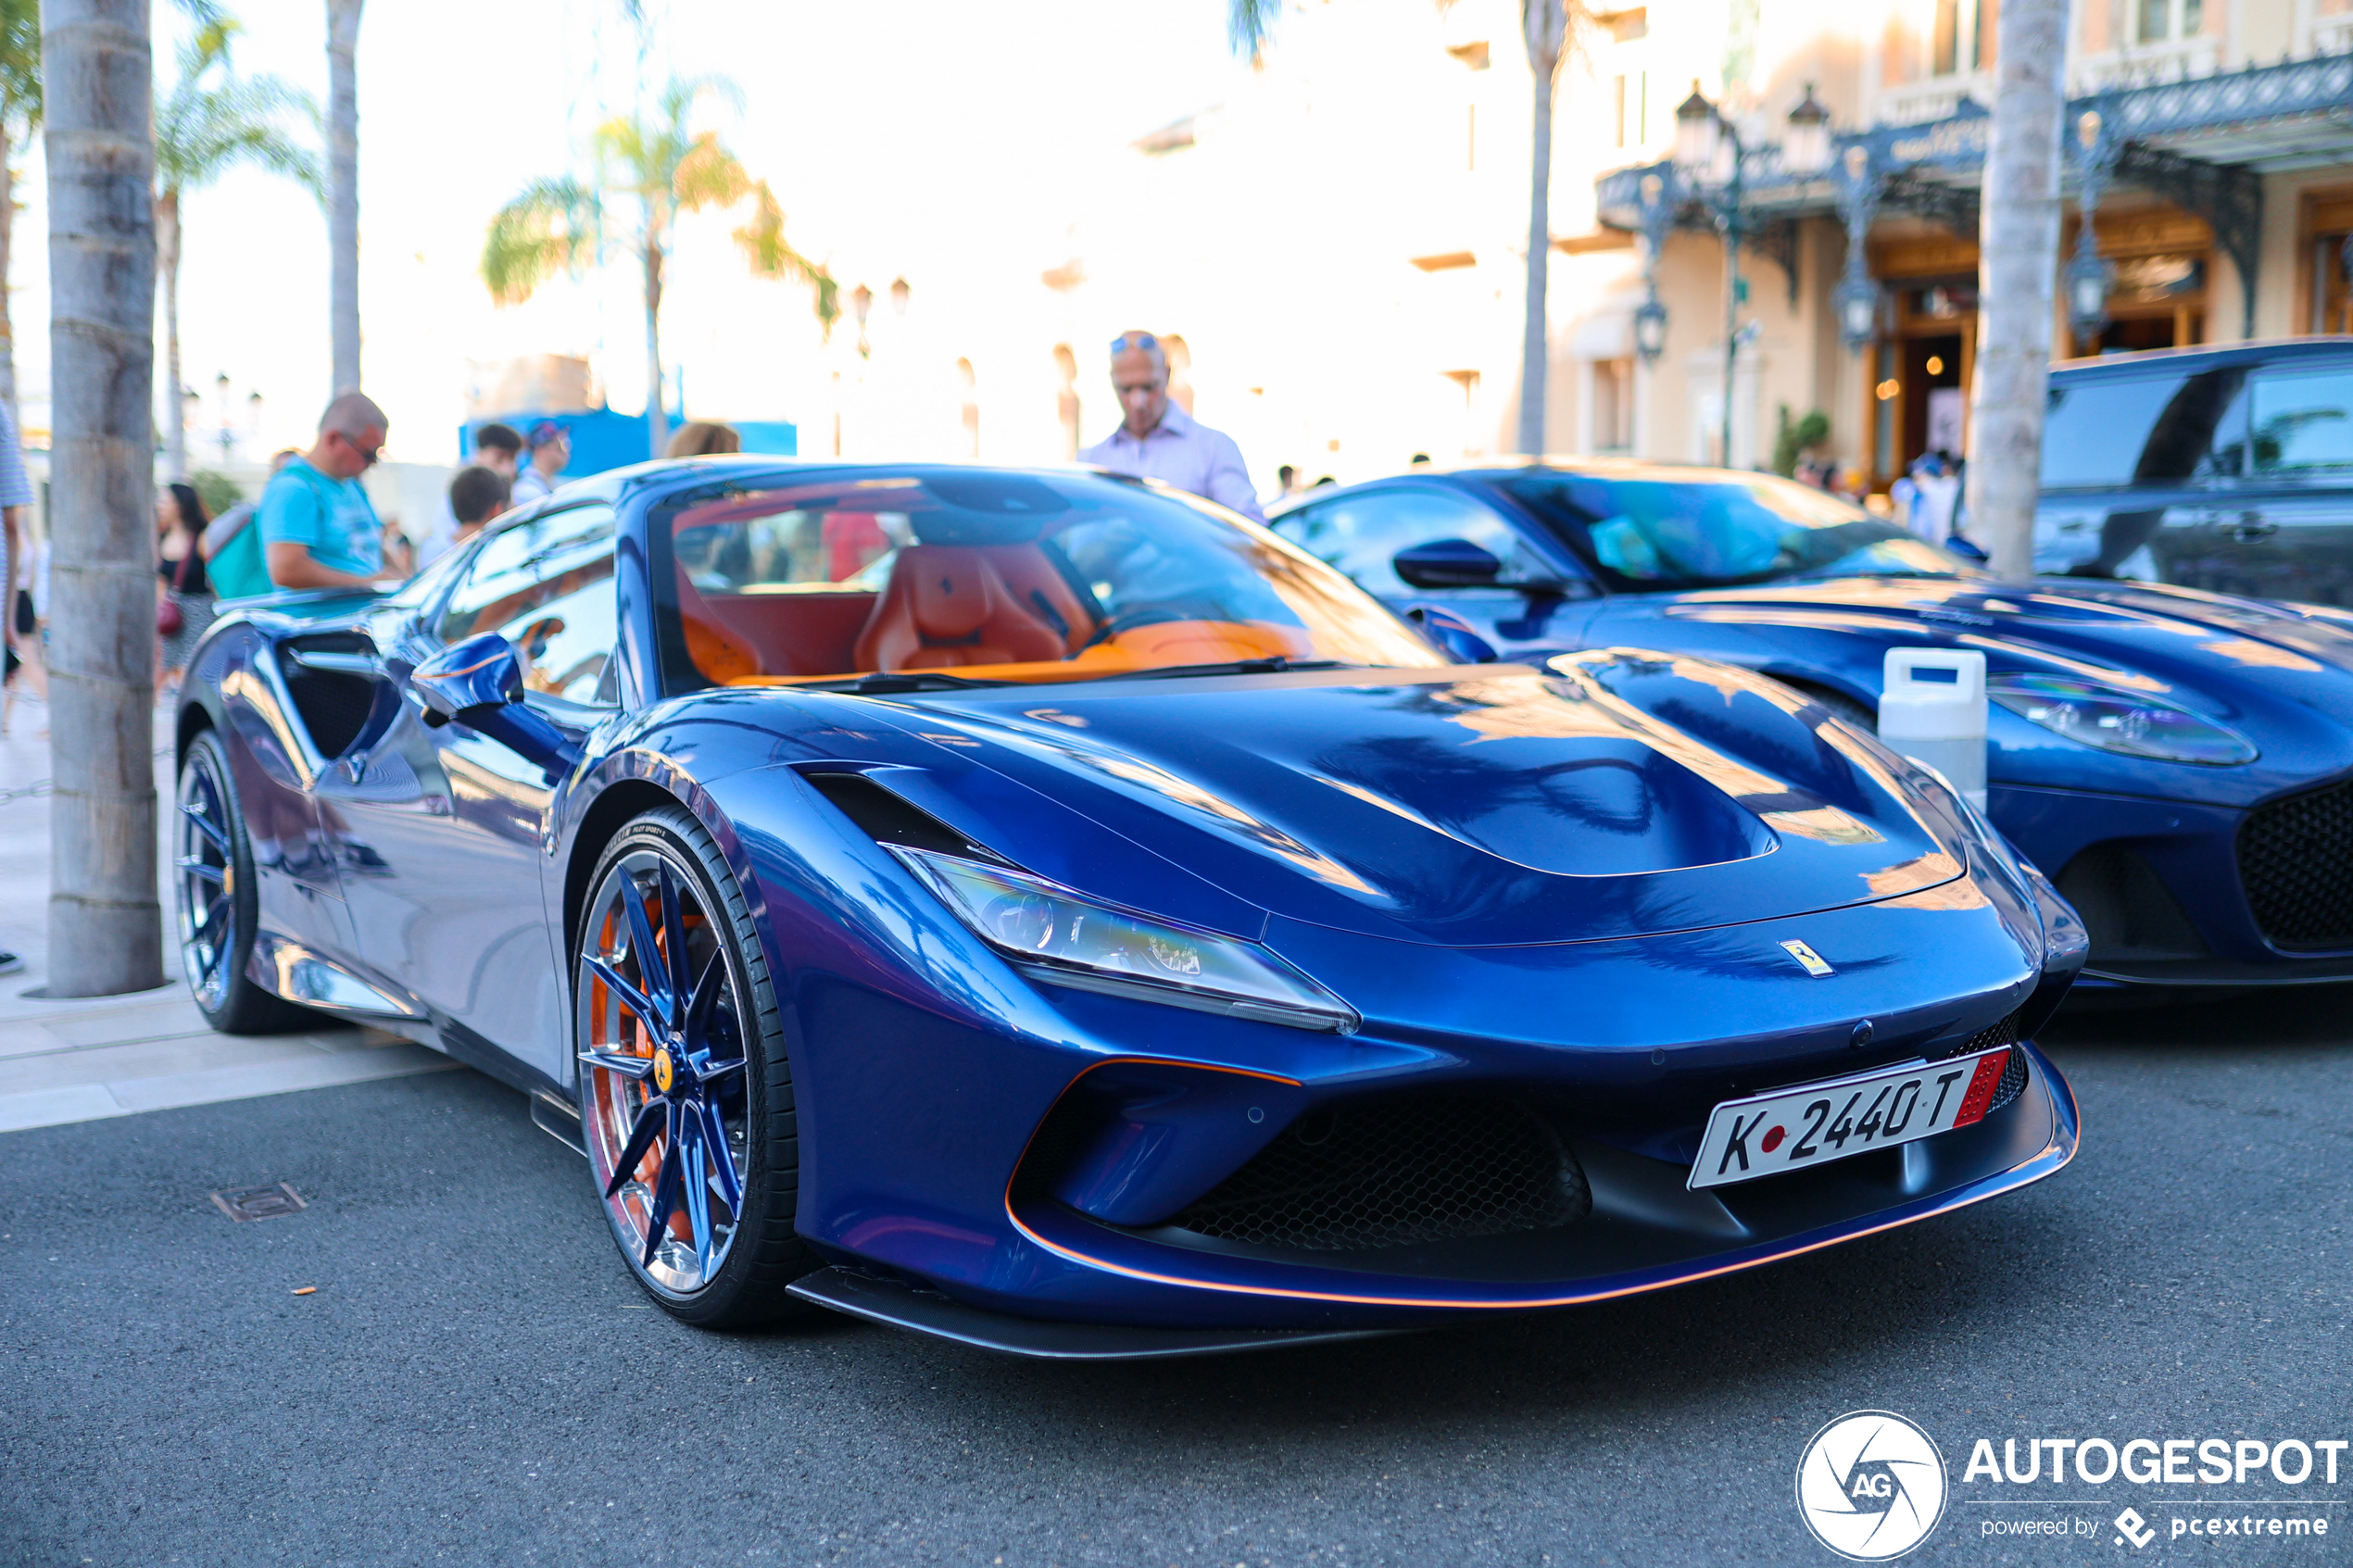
[1770,406,1831,478]
[188,469,244,521]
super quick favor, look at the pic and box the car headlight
[1987,674,2258,765]
[890,846,1359,1033]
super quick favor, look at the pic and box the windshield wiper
[817,671,1012,695]
[1092,657,1356,684]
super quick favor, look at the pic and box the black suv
[2035,337,2353,602]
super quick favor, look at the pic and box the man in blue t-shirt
[260,392,392,591]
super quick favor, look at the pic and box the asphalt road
[5,990,2348,1568]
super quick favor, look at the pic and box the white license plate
[1688,1045,2017,1190]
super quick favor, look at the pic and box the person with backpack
[256,393,394,592]
[201,449,296,600]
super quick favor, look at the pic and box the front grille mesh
[1941,1009,2027,1114]
[1167,1098,1589,1253]
[2239,779,2353,950]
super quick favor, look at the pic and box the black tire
[175,729,317,1035]
[573,805,819,1328]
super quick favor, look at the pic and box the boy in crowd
[447,464,511,551]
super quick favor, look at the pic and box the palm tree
[155,20,319,479]
[44,0,165,996]
[482,77,839,461]
[1966,0,2068,577]
[325,0,361,394]
[1229,0,1581,456]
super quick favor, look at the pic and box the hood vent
[802,770,1007,864]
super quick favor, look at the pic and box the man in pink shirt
[1078,331,1263,521]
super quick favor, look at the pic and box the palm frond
[657,74,742,136]
[0,0,40,132]
[482,176,600,306]
[732,181,838,338]
[155,34,320,202]
[672,132,750,211]
[1227,0,1278,58]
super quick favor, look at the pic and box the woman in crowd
[665,420,741,458]
[157,482,216,696]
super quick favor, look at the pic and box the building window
[1592,359,1634,453]
[2138,0,2201,42]
[1934,0,1961,74]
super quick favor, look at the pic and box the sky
[9,0,1255,467]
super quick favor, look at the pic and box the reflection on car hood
[1662,575,2353,688]
[1646,575,2353,801]
[861,662,1975,947]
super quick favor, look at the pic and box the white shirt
[1079,402,1263,521]
[511,466,558,507]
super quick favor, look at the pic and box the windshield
[651,469,1445,692]
[1500,470,1974,591]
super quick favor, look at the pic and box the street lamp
[1781,84,1832,179]
[1634,295,1667,364]
[1674,81,1720,173]
[2065,246,2114,345]
[850,283,874,359]
[1835,274,1881,350]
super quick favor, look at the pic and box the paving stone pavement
[0,701,452,1134]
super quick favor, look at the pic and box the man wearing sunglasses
[1078,331,1263,521]
[259,392,394,592]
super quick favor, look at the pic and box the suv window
[1273,485,1556,596]
[2044,373,2182,487]
[2249,367,2353,477]
[437,503,620,705]
[2045,367,2252,487]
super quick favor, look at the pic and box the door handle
[2228,515,2277,542]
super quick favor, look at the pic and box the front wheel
[573,806,818,1328]
[175,729,315,1034]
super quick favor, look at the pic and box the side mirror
[1393,537,1504,589]
[1403,604,1499,664]
[409,633,580,776]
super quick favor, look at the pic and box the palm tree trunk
[42,0,164,997]
[644,236,665,461]
[325,0,362,394]
[1965,0,2066,578]
[1517,49,1554,456]
[159,190,184,479]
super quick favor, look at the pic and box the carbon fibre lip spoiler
[786,1267,1400,1360]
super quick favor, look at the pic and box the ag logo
[1795,1410,1948,1561]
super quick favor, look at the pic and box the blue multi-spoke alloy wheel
[174,731,309,1034]
[574,808,818,1326]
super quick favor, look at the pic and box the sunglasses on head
[1110,332,1159,355]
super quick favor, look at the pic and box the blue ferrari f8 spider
[174,460,2080,1355]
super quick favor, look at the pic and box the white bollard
[1878,648,1988,811]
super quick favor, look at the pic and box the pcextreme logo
[1796,1411,1950,1562]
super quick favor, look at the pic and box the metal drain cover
[209,1184,308,1222]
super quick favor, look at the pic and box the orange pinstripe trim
[1001,1048,2080,1312]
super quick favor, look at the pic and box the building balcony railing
[1869,71,1998,129]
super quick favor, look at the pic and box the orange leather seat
[853,545,1075,672]
[672,567,761,684]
